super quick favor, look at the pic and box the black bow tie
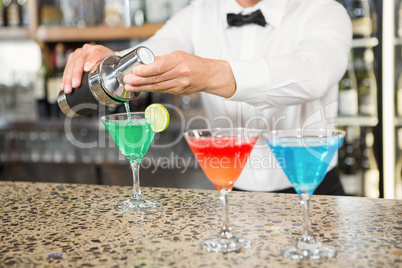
[227,9,267,27]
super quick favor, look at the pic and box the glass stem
[219,189,232,237]
[130,160,143,201]
[300,192,315,244]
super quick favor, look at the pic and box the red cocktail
[184,128,259,253]
[188,136,257,190]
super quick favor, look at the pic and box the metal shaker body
[58,46,155,117]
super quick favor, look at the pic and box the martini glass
[263,129,345,260]
[101,112,156,212]
[184,128,259,253]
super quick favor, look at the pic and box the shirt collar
[224,0,288,28]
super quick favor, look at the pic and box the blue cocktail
[263,129,345,260]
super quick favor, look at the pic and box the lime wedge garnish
[145,103,170,132]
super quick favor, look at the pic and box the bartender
[60,0,352,195]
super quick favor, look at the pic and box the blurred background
[0,0,400,199]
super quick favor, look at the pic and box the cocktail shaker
[57,46,155,117]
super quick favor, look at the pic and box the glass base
[281,241,336,260]
[200,235,251,253]
[115,198,158,212]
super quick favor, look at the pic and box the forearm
[203,59,236,98]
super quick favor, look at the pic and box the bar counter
[1,181,401,267]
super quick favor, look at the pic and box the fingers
[123,51,197,95]
[123,67,180,89]
[124,69,192,95]
[62,47,89,93]
[61,49,80,93]
[132,54,177,77]
[125,77,180,94]
[125,53,182,86]
[123,73,158,87]
[61,44,114,94]
[84,47,107,71]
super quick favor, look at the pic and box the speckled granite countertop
[0,181,401,267]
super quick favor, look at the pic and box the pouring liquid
[124,102,132,123]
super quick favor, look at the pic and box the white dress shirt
[120,0,352,191]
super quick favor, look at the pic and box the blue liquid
[267,137,344,195]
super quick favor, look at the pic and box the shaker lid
[138,47,155,64]
[100,46,155,101]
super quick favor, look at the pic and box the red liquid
[186,136,258,191]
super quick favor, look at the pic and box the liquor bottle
[145,0,170,24]
[34,47,50,118]
[104,0,122,27]
[0,0,4,27]
[368,0,377,37]
[40,3,62,26]
[360,128,379,198]
[356,49,377,116]
[398,0,402,37]
[343,0,373,38]
[20,0,28,27]
[74,0,104,27]
[397,71,402,117]
[126,0,145,27]
[338,55,358,116]
[59,0,79,26]
[339,126,363,196]
[395,128,402,199]
[47,43,65,118]
[3,0,22,27]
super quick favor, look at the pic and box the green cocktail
[103,119,155,162]
[101,112,157,212]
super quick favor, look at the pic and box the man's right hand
[61,44,114,94]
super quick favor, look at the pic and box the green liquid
[103,119,155,163]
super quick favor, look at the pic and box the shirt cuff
[227,59,271,106]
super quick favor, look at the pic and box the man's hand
[123,51,236,98]
[61,44,114,93]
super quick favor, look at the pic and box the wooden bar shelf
[35,23,163,42]
[0,27,30,40]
